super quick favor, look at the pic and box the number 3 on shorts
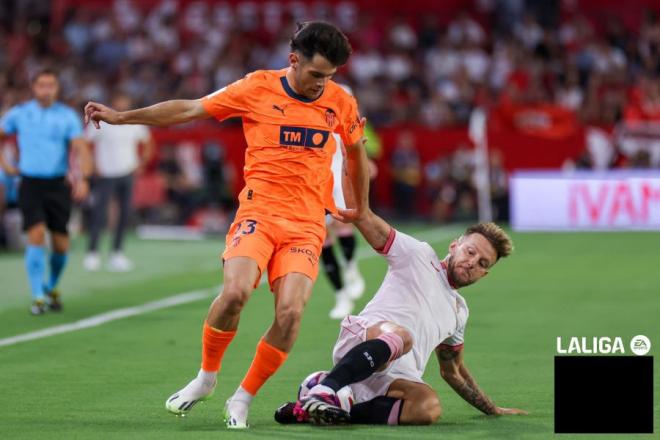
[236,219,257,235]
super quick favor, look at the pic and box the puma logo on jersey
[272,104,288,116]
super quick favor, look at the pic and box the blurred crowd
[1,0,660,245]
[0,0,659,127]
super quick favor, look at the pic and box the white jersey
[359,229,468,381]
[331,133,346,209]
[85,122,150,177]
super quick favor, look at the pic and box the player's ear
[448,239,458,252]
[289,52,299,69]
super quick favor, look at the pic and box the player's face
[446,233,497,288]
[290,52,337,100]
[32,74,59,106]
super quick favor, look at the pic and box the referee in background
[0,69,91,315]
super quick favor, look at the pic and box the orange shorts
[223,214,325,290]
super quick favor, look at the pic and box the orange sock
[240,338,289,396]
[201,321,236,372]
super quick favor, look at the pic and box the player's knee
[411,396,442,425]
[398,329,413,355]
[426,396,442,423]
[220,281,252,314]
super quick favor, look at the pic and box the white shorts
[332,315,426,403]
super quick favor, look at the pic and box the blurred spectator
[390,131,421,218]
[0,142,20,249]
[489,150,509,221]
[83,92,155,272]
[201,141,234,210]
[425,156,456,223]
[158,143,202,224]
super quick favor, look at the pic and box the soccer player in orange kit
[84,21,369,429]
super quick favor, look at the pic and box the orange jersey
[201,69,363,228]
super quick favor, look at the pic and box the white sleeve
[84,123,98,142]
[440,316,467,348]
[378,229,430,268]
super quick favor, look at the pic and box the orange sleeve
[336,95,364,148]
[201,74,253,121]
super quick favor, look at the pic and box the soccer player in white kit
[322,132,366,319]
[278,209,527,425]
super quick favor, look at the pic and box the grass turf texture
[0,226,658,439]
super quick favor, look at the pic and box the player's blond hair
[464,222,513,260]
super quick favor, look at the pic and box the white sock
[231,386,254,405]
[196,369,217,387]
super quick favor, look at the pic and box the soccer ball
[298,370,354,412]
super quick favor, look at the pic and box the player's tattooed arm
[436,345,498,415]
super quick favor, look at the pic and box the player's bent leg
[224,272,313,429]
[366,321,414,361]
[387,379,442,425]
[207,256,261,330]
[267,272,314,350]
[166,257,259,418]
[297,321,412,425]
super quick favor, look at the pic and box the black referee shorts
[19,176,72,234]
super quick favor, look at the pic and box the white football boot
[224,386,252,429]
[107,252,134,272]
[165,370,216,416]
[329,288,354,320]
[83,253,101,271]
[294,384,350,425]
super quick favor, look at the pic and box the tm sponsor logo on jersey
[556,335,651,355]
[280,126,329,149]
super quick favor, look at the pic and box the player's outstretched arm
[84,99,210,128]
[352,209,393,252]
[436,345,528,416]
[343,136,370,217]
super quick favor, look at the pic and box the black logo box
[555,356,653,433]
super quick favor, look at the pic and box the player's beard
[446,255,474,288]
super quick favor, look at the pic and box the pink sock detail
[387,399,402,425]
[377,332,404,362]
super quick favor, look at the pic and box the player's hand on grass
[494,407,528,415]
[84,101,120,128]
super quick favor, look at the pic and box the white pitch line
[0,226,461,348]
[0,290,213,347]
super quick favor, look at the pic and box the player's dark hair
[290,21,352,66]
[32,68,59,83]
[464,222,513,260]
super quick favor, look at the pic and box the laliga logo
[556,335,651,355]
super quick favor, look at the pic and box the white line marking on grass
[0,226,461,348]
[0,290,212,347]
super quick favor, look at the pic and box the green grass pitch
[0,225,658,439]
